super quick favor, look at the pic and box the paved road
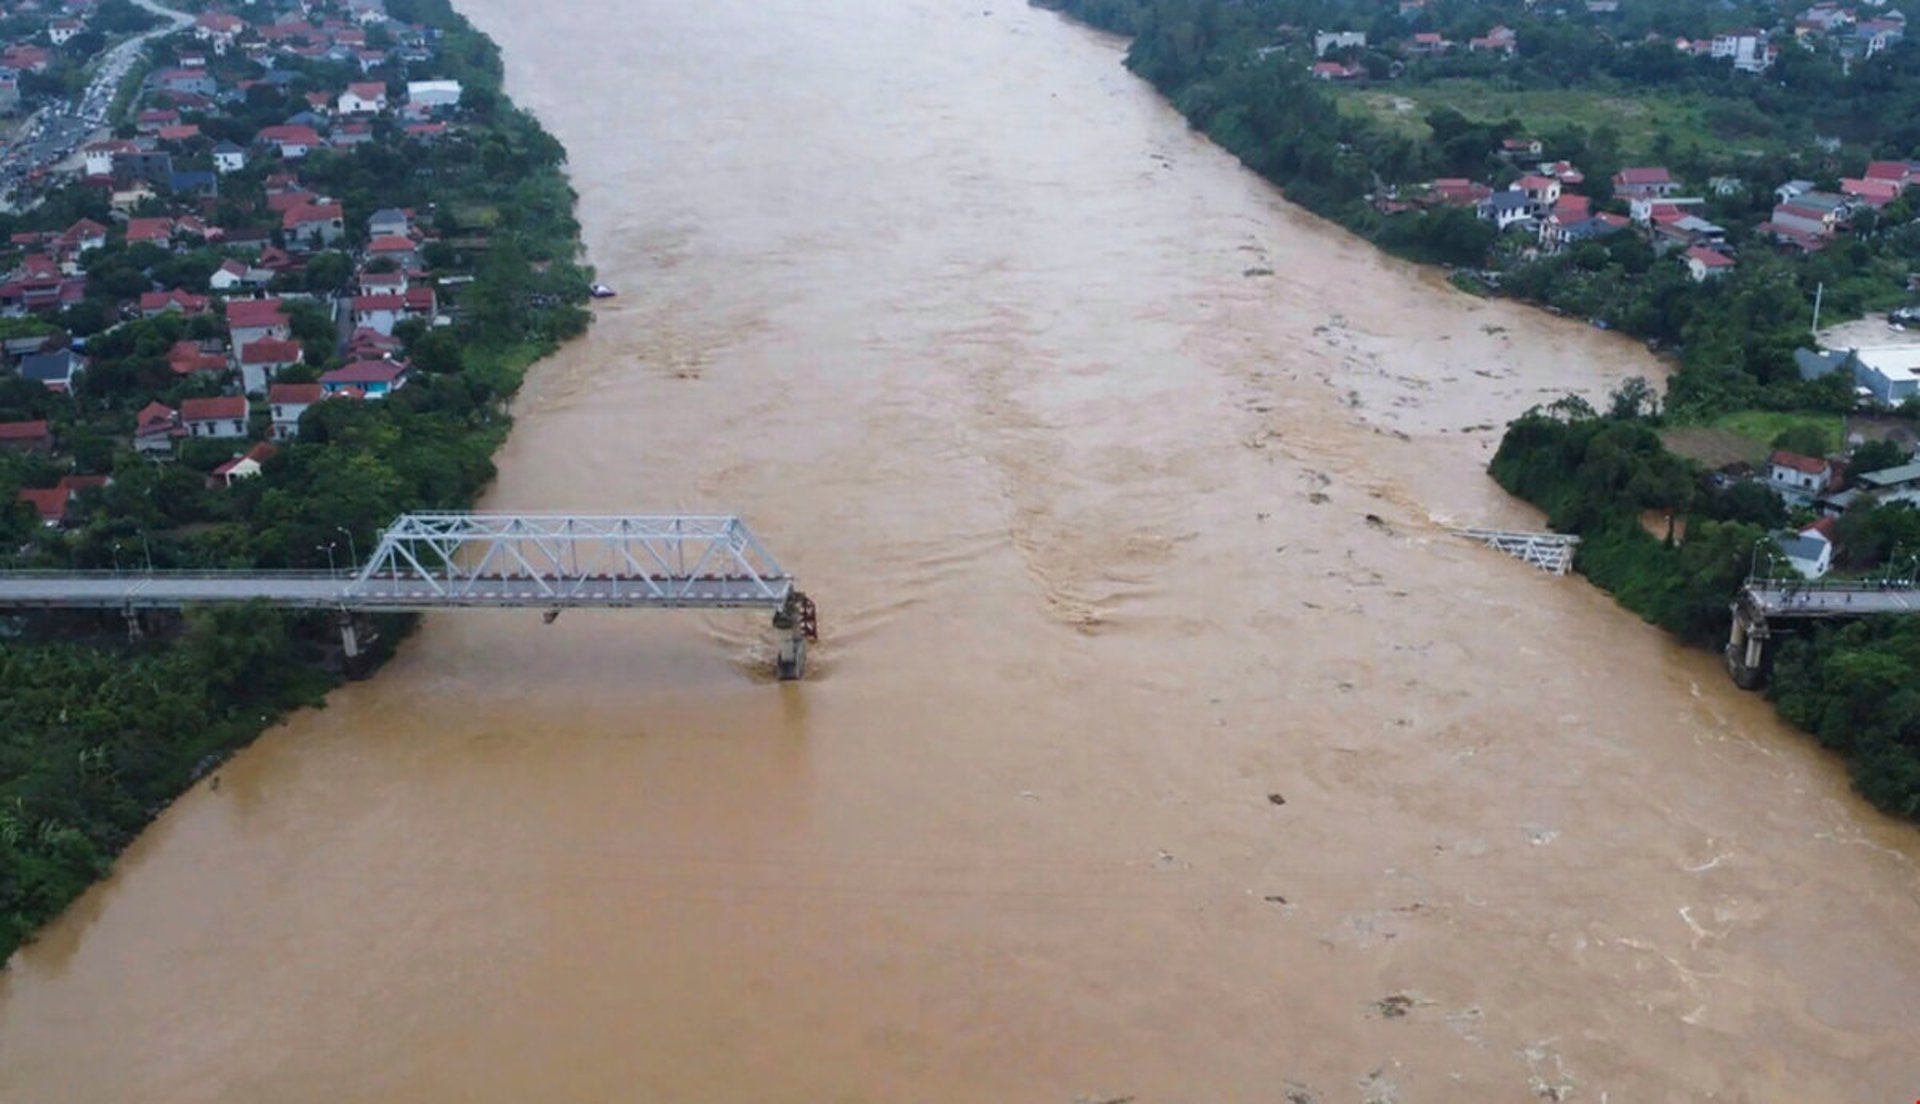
[0,0,192,207]
[0,572,792,611]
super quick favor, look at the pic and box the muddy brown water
[4,3,1919,1100]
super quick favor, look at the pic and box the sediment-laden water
[2,3,1916,1100]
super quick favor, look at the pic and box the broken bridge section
[0,512,819,679]
[1452,528,1580,576]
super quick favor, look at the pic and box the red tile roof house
[1612,166,1678,200]
[358,269,406,295]
[211,442,278,487]
[0,419,53,454]
[351,293,405,335]
[17,487,72,527]
[367,235,418,268]
[238,337,303,394]
[283,200,345,250]
[266,188,318,215]
[140,288,211,317]
[136,108,181,133]
[1427,178,1492,206]
[1864,160,1916,187]
[320,359,410,397]
[1768,449,1835,498]
[17,475,112,528]
[337,81,388,115]
[181,395,250,439]
[1841,177,1901,208]
[133,401,184,457]
[255,124,324,159]
[1685,245,1736,281]
[168,339,229,376]
[209,258,260,292]
[125,217,175,247]
[56,218,109,256]
[347,326,403,360]
[225,297,290,349]
[269,382,324,440]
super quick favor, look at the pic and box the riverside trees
[0,1,593,964]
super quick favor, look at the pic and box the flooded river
[4,2,1919,1100]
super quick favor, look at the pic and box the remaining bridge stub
[0,511,817,680]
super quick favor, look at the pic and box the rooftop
[1854,345,1920,383]
[1857,461,1920,488]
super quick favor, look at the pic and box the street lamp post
[1749,536,1771,584]
[111,542,122,574]
[337,526,358,572]
[317,542,337,576]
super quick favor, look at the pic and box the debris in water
[1263,894,1289,905]
[1283,1082,1321,1104]
[1267,792,1286,806]
[1243,266,1274,277]
[1372,992,1416,1019]
[1358,1066,1401,1104]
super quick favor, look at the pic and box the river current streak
[1,2,1917,1100]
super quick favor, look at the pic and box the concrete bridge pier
[335,612,381,680]
[1726,605,1768,690]
[772,590,818,681]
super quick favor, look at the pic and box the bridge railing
[1744,578,1919,594]
[0,569,343,581]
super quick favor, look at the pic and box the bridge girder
[351,513,794,607]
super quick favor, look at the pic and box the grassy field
[1712,409,1846,449]
[1660,410,1848,468]
[1333,81,1776,160]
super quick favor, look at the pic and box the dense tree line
[1037,0,1920,417]
[1491,396,1920,819]
[0,4,592,964]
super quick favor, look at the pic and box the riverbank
[0,0,592,965]
[1028,0,1908,421]
[1032,0,1920,821]
[3,2,1918,1099]
[1492,407,1920,819]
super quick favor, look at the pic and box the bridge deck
[1745,584,1920,618]
[0,573,793,612]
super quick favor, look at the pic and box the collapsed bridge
[0,512,819,679]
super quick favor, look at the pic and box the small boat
[590,283,617,299]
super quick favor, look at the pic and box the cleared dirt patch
[1661,426,1763,469]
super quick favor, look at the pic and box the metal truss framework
[0,513,817,679]
[350,513,795,609]
[1453,528,1580,576]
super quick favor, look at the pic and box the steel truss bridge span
[0,512,819,678]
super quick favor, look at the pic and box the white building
[1852,345,1920,405]
[213,140,246,174]
[1775,526,1833,578]
[405,79,462,110]
[1313,31,1367,56]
